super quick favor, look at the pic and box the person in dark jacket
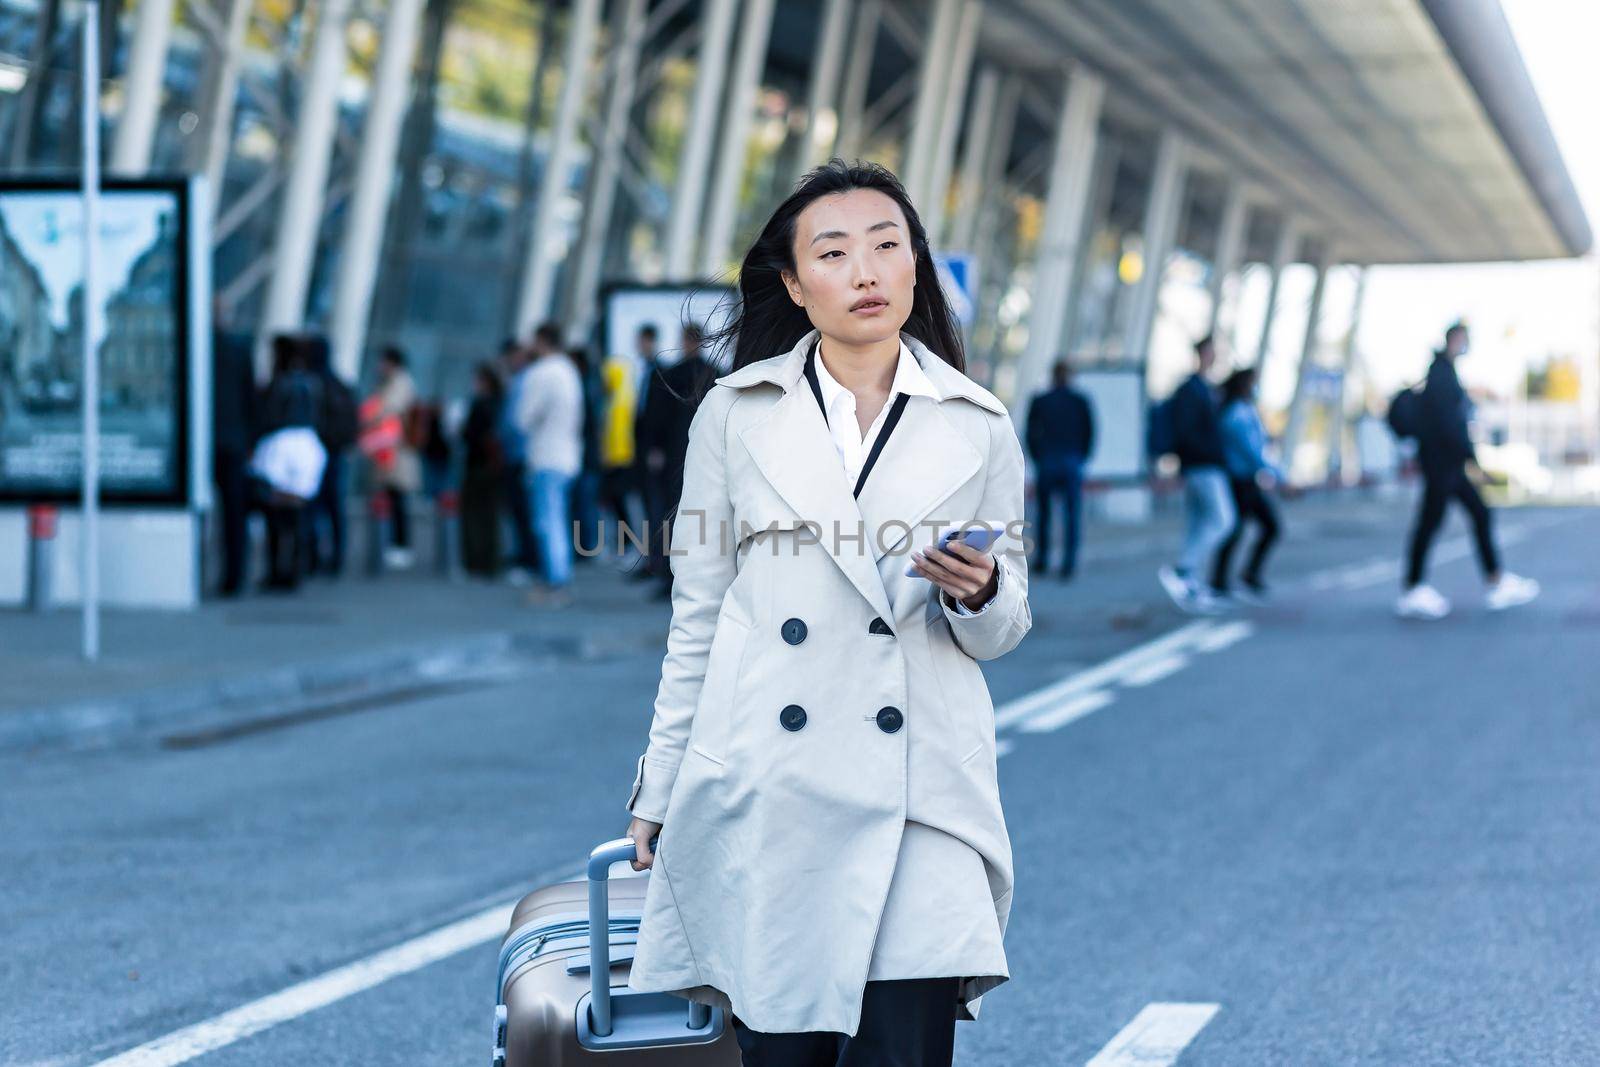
[569,344,605,565]
[459,361,505,577]
[1158,335,1236,613]
[211,309,258,597]
[636,321,717,599]
[1396,323,1538,619]
[302,334,356,578]
[1024,359,1095,579]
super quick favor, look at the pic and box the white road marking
[88,861,594,1067]
[1117,654,1190,688]
[1190,620,1254,653]
[993,622,1214,731]
[1015,691,1116,733]
[1085,1002,1221,1066]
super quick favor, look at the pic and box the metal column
[1013,66,1104,408]
[1207,180,1249,338]
[81,0,103,660]
[1281,242,1334,478]
[186,0,253,217]
[800,0,852,169]
[1254,214,1300,368]
[701,0,777,278]
[922,0,981,246]
[1328,265,1368,482]
[566,0,648,342]
[110,0,174,174]
[328,0,425,382]
[834,0,881,160]
[1122,128,1188,363]
[900,0,961,209]
[515,0,602,337]
[948,67,998,251]
[256,0,352,379]
[663,0,738,280]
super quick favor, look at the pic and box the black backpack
[1386,385,1422,440]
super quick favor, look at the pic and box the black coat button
[780,704,808,731]
[875,706,903,734]
[868,617,893,636]
[781,618,808,645]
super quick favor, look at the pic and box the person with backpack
[1209,368,1282,602]
[250,335,327,592]
[1394,323,1538,620]
[1156,335,1237,613]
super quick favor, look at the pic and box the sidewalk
[0,558,675,752]
[2,491,1411,752]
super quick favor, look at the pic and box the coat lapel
[726,330,1001,620]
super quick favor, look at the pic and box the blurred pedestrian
[629,324,665,582]
[251,335,326,592]
[1209,368,1282,603]
[636,322,716,599]
[570,344,604,565]
[1024,358,1095,580]
[1396,323,1538,620]
[210,303,257,597]
[498,339,539,585]
[598,325,652,565]
[1157,335,1236,614]
[516,321,584,607]
[303,333,358,578]
[460,361,505,577]
[362,346,421,570]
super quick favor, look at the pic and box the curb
[0,624,655,755]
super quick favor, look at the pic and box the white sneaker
[504,566,534,588]
[1158,567,1227,615]
[1396,584,1451,621]
[1157,566,1193,608]
[1486,573,1539,612]
[383,546,415,570]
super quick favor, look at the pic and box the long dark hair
[709,158,966,381]
[1220,367,1257,405]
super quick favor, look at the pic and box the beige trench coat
[624,329,1032,1036]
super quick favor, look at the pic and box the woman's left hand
[912,539,998,612]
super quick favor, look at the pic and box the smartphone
[904,522,1004,577]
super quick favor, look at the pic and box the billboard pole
[81,0,101,662]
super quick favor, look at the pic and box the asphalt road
[5,499,1597,1066]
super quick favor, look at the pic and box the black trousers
[214,448,250,594]
[1406,465,1498,587]
[732,978,959,1067]
[385,486,411,548]
[1211,476,1279,592]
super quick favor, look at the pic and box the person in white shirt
[516,321,585,606]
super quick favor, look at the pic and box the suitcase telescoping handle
[587,836,712,1038]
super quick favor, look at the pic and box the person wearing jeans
[1396,323,1538,620]
[1159,335,1236,614]
[516,322,586,607]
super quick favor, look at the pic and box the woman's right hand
[627,817,662,871]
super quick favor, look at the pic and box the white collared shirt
[811,337,940,488]
[811,337,989,615]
